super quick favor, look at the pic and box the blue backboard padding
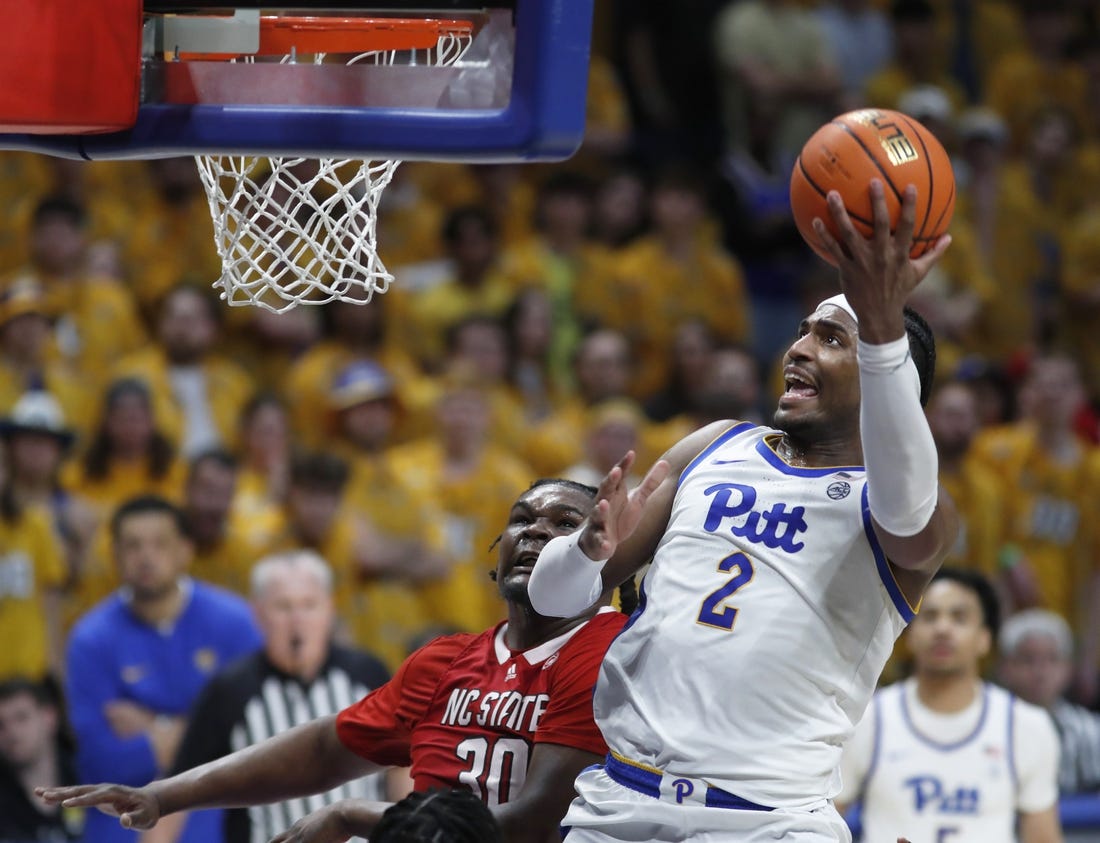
[0,0,592,161]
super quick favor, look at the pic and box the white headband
[820,293,923,402]
[816,294,858,325]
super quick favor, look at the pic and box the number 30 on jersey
[456,736,529,805]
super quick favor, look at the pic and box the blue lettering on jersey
[672,779,694,803]
[703,483,808,552]
[904,776,981,815]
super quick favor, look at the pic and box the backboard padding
[0,0,593,162]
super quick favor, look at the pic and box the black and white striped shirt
[172,645,390,843]
[1051,698,1100,795]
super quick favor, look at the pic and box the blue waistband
[603,754,774,812]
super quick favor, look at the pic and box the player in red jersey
[37,478,628,843]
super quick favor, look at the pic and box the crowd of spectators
[3,0,1100,839]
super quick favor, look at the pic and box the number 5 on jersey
[696,552,754,630]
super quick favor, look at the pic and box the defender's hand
[579,452,670,561]
[36,783,161,830]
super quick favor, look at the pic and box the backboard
[0,0,593,162]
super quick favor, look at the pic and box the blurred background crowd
[3,0,1100,839]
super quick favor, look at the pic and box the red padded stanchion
[0,2,142,134]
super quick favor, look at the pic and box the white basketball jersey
[594,423,913,808]
[858,681,1019,843]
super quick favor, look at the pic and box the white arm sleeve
[527,533,607,618]
[858,336,939,537]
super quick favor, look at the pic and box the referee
[154,550,395,843]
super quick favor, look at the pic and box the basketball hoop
[193,16,474,312]
[0,2,591,310]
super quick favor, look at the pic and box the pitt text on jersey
[703,483,808,552]
[441,688,551,733]
[905,776,981,816]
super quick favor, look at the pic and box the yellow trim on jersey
[609,750,730,794]
[609,750,665,777]
[881,559,922,616]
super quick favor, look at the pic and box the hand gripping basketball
[791,109,955,267]
[812,179,950,342]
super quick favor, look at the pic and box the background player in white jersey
[838,568,1063,843]
[528,179,960,842]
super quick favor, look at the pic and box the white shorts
[561,761,853,843]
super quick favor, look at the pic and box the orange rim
[175,16,474,61]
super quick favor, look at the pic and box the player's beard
[771,403,823,441]
[498,574,534,611]
[774,402,858,451]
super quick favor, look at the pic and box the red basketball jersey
[336,608,626,804]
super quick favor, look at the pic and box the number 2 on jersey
[456,736,529,806]
[696,552,754,630]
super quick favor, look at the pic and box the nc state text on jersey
[441,689,551,733]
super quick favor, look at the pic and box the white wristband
[527,533,606,618]
[858,336,938,537]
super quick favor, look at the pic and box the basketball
[790,109,955,266]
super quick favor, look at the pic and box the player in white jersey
[528,182,960,842]
[839,568,1062,843]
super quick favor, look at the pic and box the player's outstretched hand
[580,452,670,561]
[268,800,384,843]
[813,179,951,343]
[36,783,160,829]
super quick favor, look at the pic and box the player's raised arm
[37,715,379,830]
[813,179,958,575]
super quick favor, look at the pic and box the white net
[196,22,473,313]
[198,155,399,312]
